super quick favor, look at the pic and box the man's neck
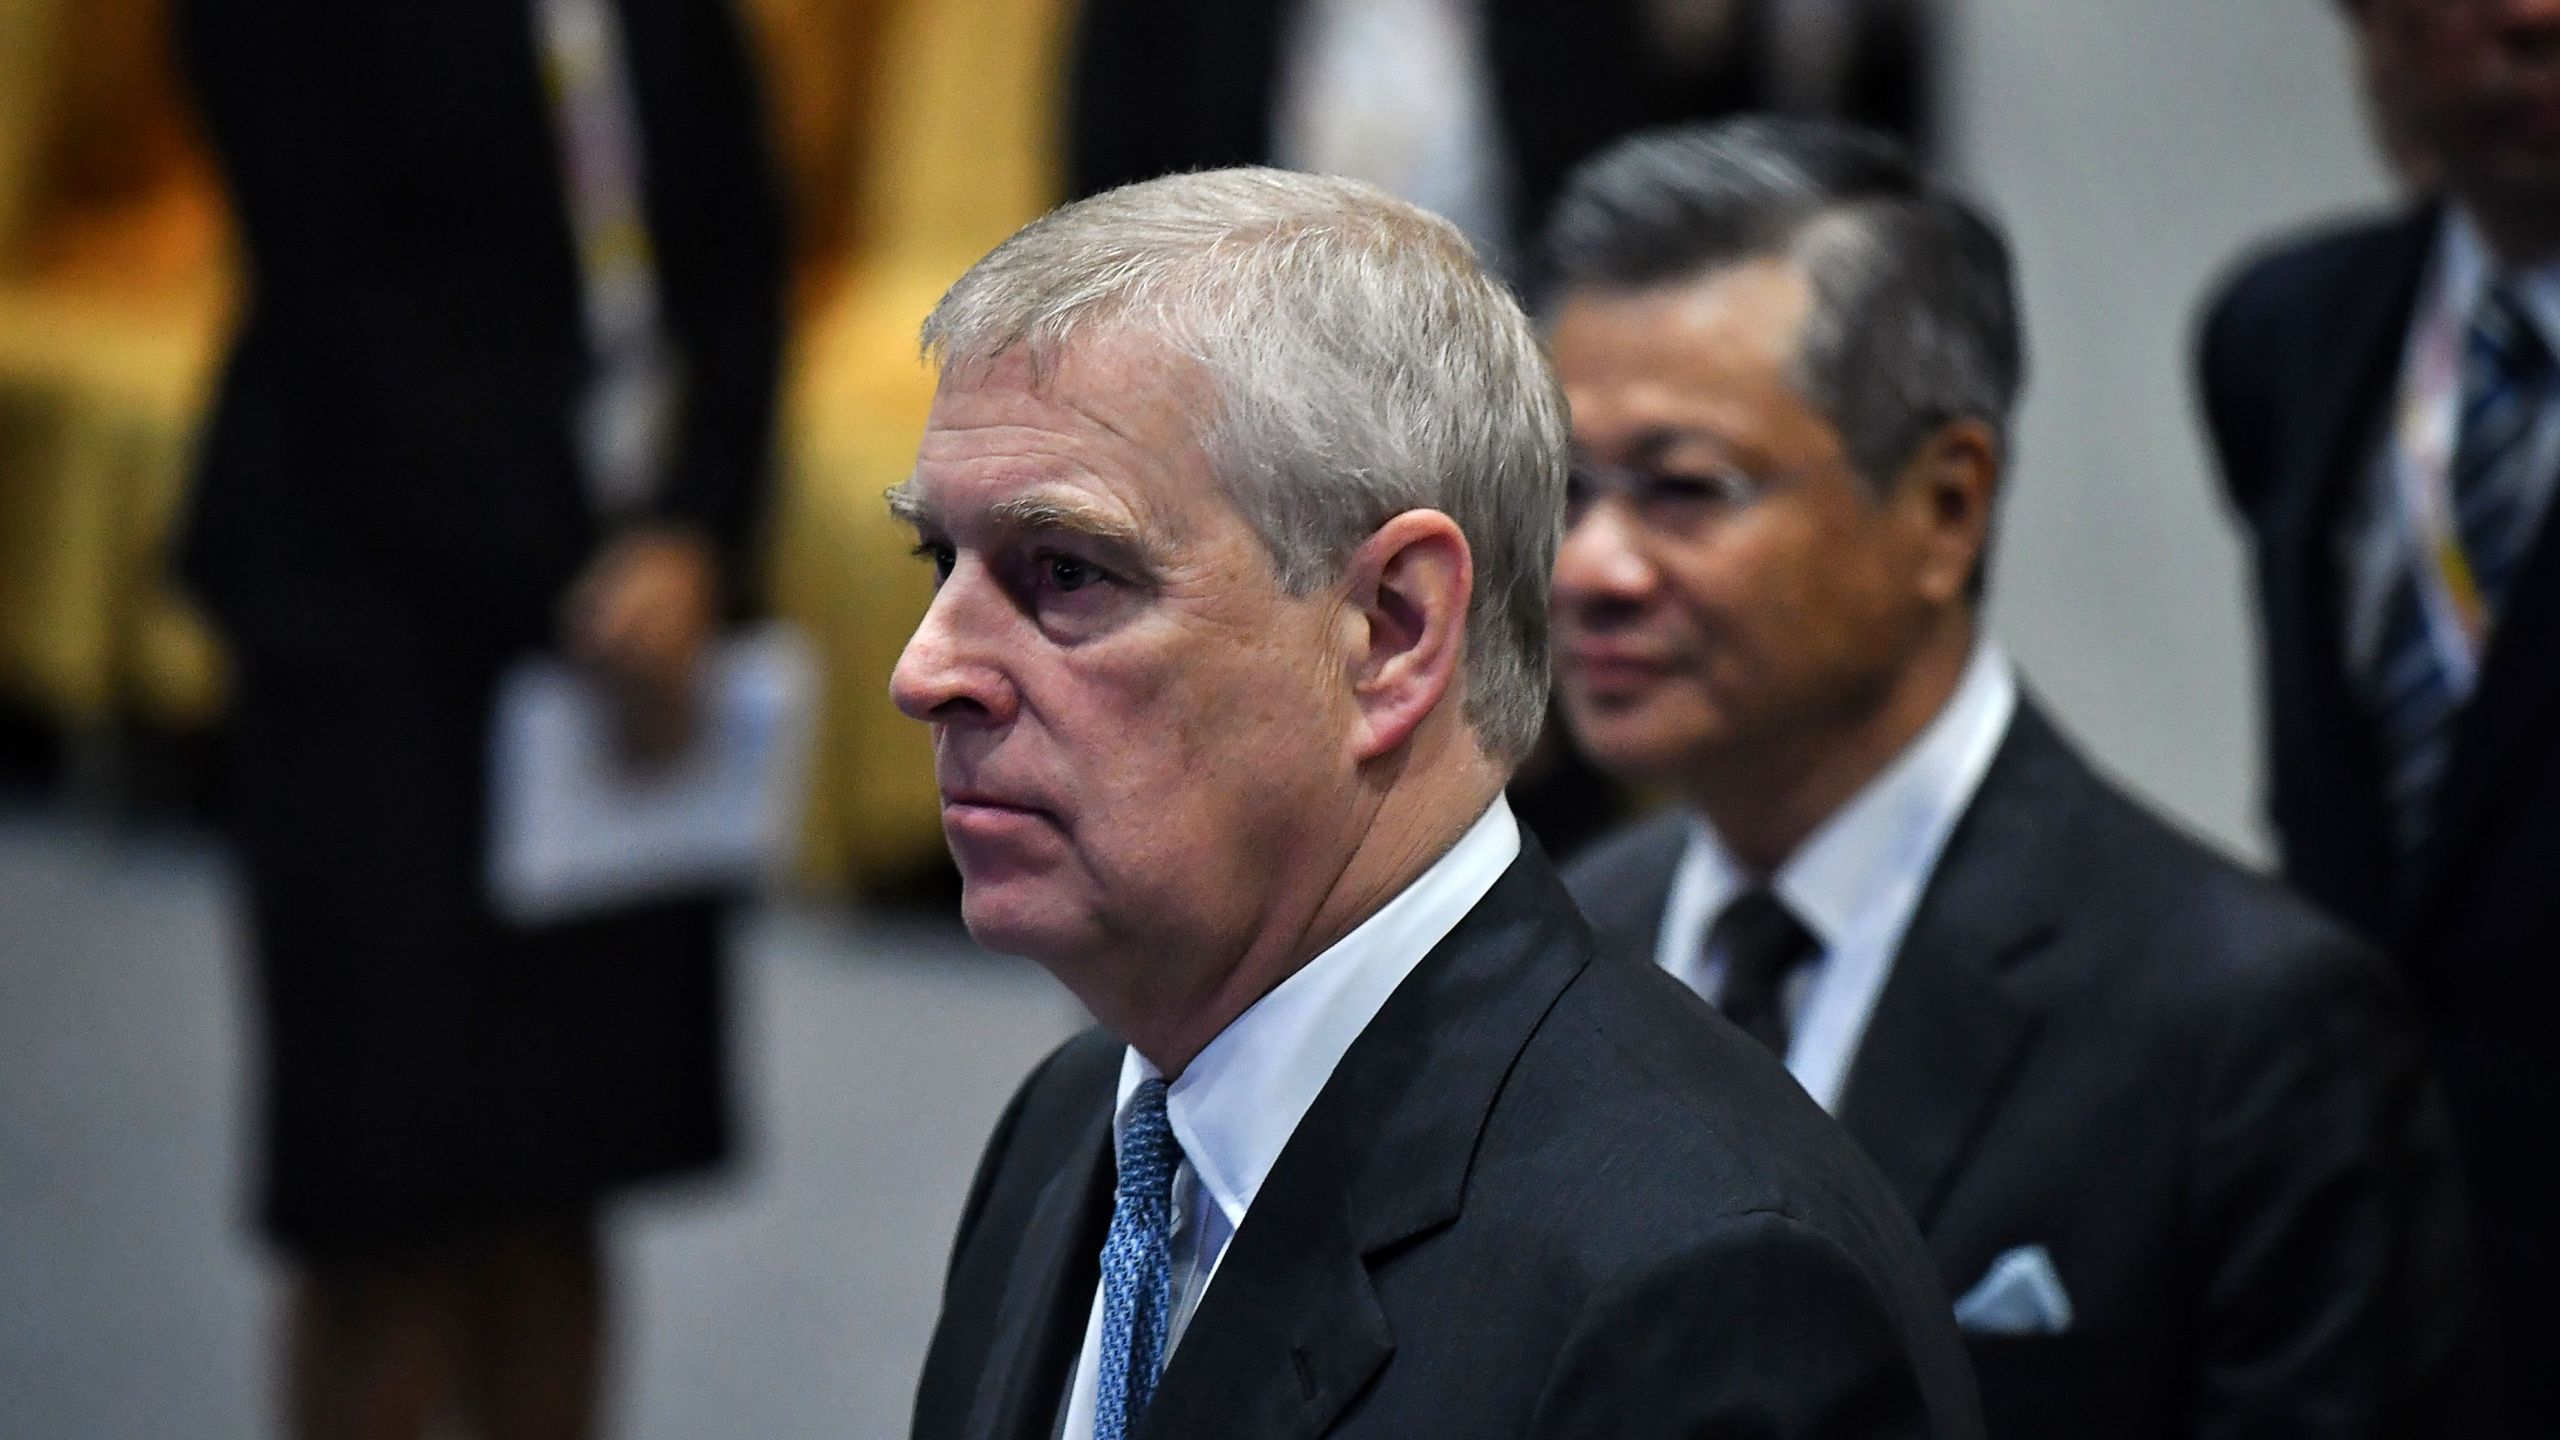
[2459,193,2560,273]
[1685,619,1976,878]
[1123,743,1507,1079]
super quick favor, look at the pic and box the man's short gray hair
[921,167,1568,765]
[1540,117,2025,499]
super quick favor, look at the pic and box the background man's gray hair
[922,167,1568,764]
[1539,117,2025,499]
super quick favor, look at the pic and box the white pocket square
[1952,1244,2075,1336]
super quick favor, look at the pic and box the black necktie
[1708,889,1818,1058]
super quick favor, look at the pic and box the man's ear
[1893,418,2000,606]
[1340,509,1473,763]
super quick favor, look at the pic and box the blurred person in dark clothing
[1553,118,2483,1440]
[172,0,783,1436]
[1065,0,1932,285]
[2198,1,2560,1427]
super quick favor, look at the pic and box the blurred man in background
[2199,2,2560,1426]
[1066,0,1933,275]
[896,167,1982,1440]
[174,0,783,1435]
[1553,118,2479,1439]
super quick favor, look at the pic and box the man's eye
[1044,555,1103,592]
[1649,471,1746,506]
[911,541,956,583]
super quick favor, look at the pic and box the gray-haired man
[896,167,1982,1440]
[1548,118,2482,1439]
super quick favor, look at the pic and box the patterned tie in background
[1708,889,1819,1058]
[2374,282,2556,872]
[1096,1077,1178,1440]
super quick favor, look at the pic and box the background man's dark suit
[912,847,1985,1440]
[1566,700,2477,1440]
[2199,208,2554,1416]
[176,0,784,1249]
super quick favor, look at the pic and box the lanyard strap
[2388,253,2488,697]
[535,0,675,516]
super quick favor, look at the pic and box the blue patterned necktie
[2374,281,2554,871]
[1096,1077,1178,1440]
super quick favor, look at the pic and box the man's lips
[938,787,1058,839]
[1561,646,1675,694]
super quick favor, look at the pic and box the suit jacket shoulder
[2196,206,2434,520]
[1558,808,1689,968]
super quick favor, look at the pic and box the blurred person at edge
[1549,118,2484,1439]
[2198,1,2560,1428]
[172,1,783,1437]
[895,167,1983,1440]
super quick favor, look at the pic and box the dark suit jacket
[913,844,1985,1440]
[176,0,785,653]
[2199,208,2556,1420]
[1566,701,2480,1440]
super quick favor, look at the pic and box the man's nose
[1553,502,1660,614]
[890,568,1018,727]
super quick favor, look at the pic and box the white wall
[1944,0,2394,859]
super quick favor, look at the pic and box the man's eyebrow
[884,480,1159,570]
[1626,426,1707,466]
[884,479,933,528]
[986,492,1146,549]
[1617,424,1761,470]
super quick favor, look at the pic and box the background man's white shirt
[1654,644,2017,1112]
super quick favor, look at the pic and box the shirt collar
[1110,794,1522,1235]
[2443,207,2560,359]
[1685,643,2019,956]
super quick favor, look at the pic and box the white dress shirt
[1056,796,1522,1440]
[2338,207,2560,681]
[1654,644,2017,1113]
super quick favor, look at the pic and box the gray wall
[1946,0,2394,861]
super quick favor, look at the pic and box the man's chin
[1561,705,1725,787]
[956,880,1094,969]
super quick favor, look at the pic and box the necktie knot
[2472,281,2552,385]
[1709,889,1819,1058]
[1115,1077,1178,1211]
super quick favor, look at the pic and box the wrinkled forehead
[891,339,1240,550]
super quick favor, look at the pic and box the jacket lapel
[969,1108,1115,1440]
[1133,1157,1394,1440]
[1834,702,2083,1230]
[1135,844,1592,1439]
